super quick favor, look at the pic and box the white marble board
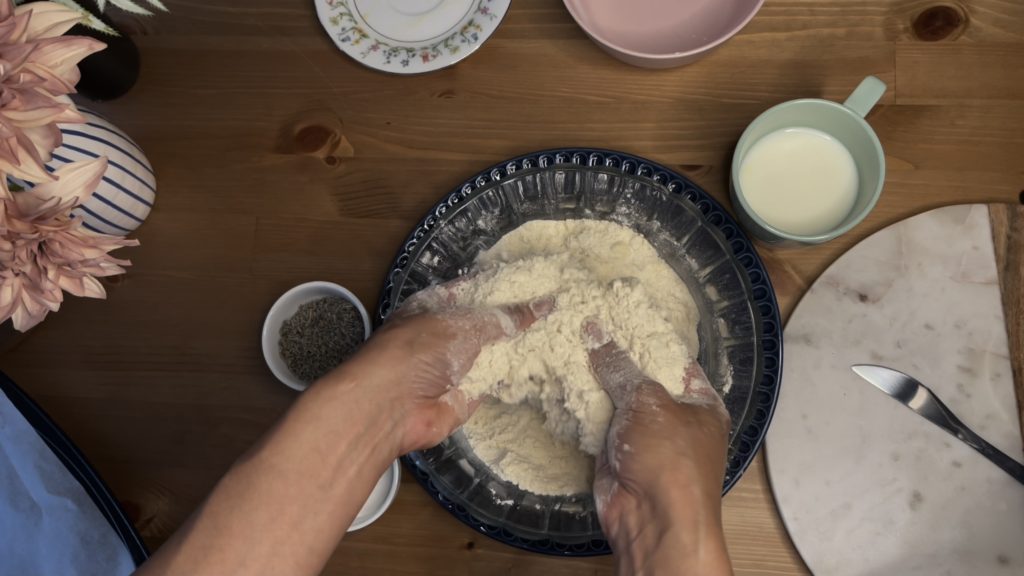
[765,204,1024,576]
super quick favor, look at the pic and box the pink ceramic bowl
[564,0,764,69]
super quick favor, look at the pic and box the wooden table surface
[3,1,1023,574]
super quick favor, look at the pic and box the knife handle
[954,426,1024,484]
[933,395,1024,485]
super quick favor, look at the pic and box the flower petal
[29,156,107,206]
[15,2,85,40]
[56,270,103,298]
[19,36,105,92]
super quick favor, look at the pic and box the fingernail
[581,317,612,350]
[529,296,555,318]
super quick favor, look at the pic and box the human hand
[136,281,552,576]
[583,319,733,576]
[337,280,552,456]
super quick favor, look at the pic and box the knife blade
[851,364,1024,485]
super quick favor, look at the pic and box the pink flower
[0,158,138,331]
[0,1,138,331]
[0,1,104,191]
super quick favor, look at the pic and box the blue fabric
[0,387,137,576]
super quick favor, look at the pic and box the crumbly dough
[456,220,699,495]
[463,400,594,496]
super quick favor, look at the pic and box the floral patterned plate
[314,0,510,74]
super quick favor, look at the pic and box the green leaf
[107,0,153,16]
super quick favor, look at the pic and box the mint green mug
[730,76,887,245]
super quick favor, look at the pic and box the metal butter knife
[851,364,1024,485]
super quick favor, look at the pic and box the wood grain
[990,204,1024,445]
[1,1,1023,574]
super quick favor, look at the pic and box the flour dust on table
[449,219,700,495]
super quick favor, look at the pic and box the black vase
[25,0,140,100]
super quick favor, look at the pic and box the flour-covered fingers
[592,447,616,515]
[391,286,447,321]
[438,387,474,427]
[677,361,731,433]
[582,318,648,409]
[391,275,474,320]
[433,298,553,388]
[468,296,555,345]
[679,360,729,414]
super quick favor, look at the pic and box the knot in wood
[912,4,967,42]
[294,124,337,155]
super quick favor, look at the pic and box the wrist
[607,482,731,576]
[312,365,406,462]
[613,527,730,576]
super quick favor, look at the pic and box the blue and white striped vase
[11,108,156,236]
[63,108,155,235]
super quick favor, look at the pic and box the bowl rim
[377,148,784,555]
[562,0,766,61]
[393,163,758,536]
[261,281,371,391]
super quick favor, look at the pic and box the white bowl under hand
[349,460,401,532]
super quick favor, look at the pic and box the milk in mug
[738,127,859,237]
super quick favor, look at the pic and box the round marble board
[766,204,1024,576]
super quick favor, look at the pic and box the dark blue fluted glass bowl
[375,149,782,556]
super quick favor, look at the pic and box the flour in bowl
[453,219,700,495]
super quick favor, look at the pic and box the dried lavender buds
[279,296,365,384]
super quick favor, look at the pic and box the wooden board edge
[989,203,1024,446]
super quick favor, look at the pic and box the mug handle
[843,76,887,118]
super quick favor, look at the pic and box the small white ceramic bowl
[262,281,371,391]
[349,460,401,532]
[563,0,765,69]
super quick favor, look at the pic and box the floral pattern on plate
[315,0,509,73]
